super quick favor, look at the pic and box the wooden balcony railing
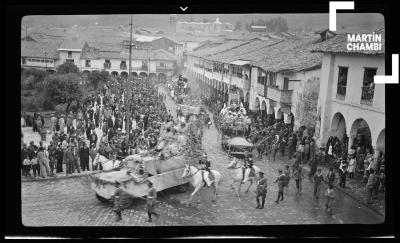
[266,85,293,104]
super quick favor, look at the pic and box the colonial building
[250,38,323,130]
[176,18,233,33]
[21,41,59,72]
[80,45,179,81]
[57,40,88,66]
[122,36,184,64]
[185,36,326,131]
[21,38,180,81]
[312,28,385,155]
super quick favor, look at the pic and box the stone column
[347,133,354,152]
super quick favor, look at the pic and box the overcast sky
[22,13,384,32]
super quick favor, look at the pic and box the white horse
[93,154,122,171]
[227,158,260,195]
[181,164,221,205]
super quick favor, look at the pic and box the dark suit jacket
[79,147,90,160]
[63,149,77,164]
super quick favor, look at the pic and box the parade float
[90,110,203,205]
[219,102,254,158]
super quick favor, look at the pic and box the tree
[88,71,109,89]
[44,73,83,112]
[56,62,80,74]
[21,69,48,89]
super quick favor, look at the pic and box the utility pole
[126,15,133,139]
[128,15,133,83]
[147,48,150,83]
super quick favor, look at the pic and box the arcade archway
[331,112,347,141]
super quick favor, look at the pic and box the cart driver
[243,157,255,183]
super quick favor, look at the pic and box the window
[337,66,348,97]
[258,69,266,85]
[22,57,26,64]
[269,72,277,87]
[361,67,377,102]
[66,59,74,64]
[104,59,111,69]
[142,60,148,69]
[68,51,72,58]
[283,77,289,90]
[120,60,127,69]
[159,62,165,67]
[85,60,91,67]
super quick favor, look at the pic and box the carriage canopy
[227,137,254,149]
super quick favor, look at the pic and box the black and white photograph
[5,1,398,238]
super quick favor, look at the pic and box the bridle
[182,165,201,179]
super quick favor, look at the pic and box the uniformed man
[146,181,159,223]
[113,180,123,222]
[199,154,214,186]
[243,157,255,183]
[255,172,267,209]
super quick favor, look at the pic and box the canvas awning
[230,60,250,66]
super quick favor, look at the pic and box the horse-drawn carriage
[223,136,254,159]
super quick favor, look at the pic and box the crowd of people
[21,75,174,179]
[182,74,386,207]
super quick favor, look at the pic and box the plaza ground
[21,84,384,226]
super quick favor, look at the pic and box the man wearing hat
[255,171,267,209]
[64,142,80,175]
[56,142,64,173]
[113,180,123,221]
[146,180,160,223]
[79,142,90,172]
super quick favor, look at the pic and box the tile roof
[187,36,323,72]
[58,40,86,50]
[252,38,323,72]
[187,40,250,58]
[311,28,385,56]
[86,49,178,61]
[205,39,283,63]
[21,41,59,59]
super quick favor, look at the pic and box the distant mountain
[22,13,384,33]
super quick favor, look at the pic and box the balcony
[266,86,293,104]
[156,66,176,71]
[103,63,111,69]
[361,86,374,106]
[120,65,127,70]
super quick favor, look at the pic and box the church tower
[168,14,177,32]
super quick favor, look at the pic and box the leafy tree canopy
[44,73,83,107]
[56,62,80,74]
[87,70,109,89]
